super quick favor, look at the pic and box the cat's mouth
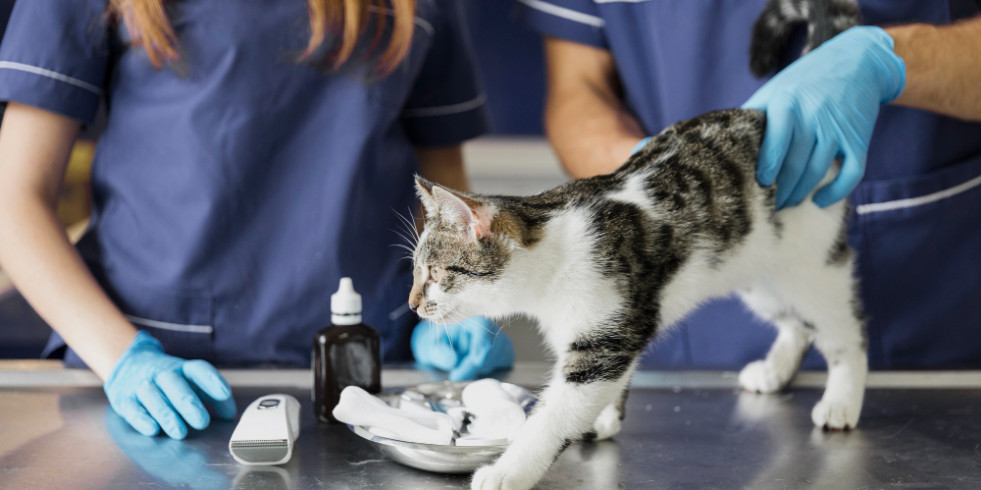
[418,305,466,325]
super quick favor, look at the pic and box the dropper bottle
[313,277,381,423]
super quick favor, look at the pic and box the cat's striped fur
[409,1,865,489]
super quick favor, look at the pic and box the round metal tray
[346,380,536,473]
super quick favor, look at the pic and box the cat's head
[408,177,532,324]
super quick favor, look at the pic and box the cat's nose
[408,282,424,312]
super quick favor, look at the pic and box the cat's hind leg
[808,304,867,430]
[737,287,813,394]
[775,262,867,430]
[588,384,630,441]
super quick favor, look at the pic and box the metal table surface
[2,362,981,489]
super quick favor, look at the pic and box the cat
[408,1,866,489]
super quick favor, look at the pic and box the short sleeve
[0,0,110,124]
[514,0,606,48]
[400,0,490,147]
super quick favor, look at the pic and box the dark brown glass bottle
[313,278,381,423]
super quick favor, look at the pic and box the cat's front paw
[471,464,536,490]
[738,360,784,394]
[811,396,861,430]
[591,403,622,441]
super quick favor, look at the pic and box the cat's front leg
[472,354,635,490]
[471,381,623,490]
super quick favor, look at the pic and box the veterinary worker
[0,0,513,440]
[517,1,981,369]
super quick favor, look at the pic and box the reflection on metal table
[2,362,981,489]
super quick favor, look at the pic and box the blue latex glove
[742,26,905,209]
[632,137,652,155]
[411,317,515,381]
[104,331,236,439]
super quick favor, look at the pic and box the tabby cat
[409,1,866,488]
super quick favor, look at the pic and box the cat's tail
[749,0,861,77]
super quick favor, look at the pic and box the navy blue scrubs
[0,0,488,366]
[518,0,981,369]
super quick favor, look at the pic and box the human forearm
[416,145,470,192]
[544,38,645,178]
[0,104,136,379]
[0,196,136,378]
[546,83,645,178]
[888,16,981,121]
[414,145,470,234]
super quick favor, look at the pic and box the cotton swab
[332,386,454,445]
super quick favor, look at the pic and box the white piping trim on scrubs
[367,6,435,36]
[402,93,487,118]
[0,61,101,95]
[125,314,214,334]
[855,173,981,215]
[517,0,606,28]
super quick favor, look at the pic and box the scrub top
[518,0,981,370]
[0,0,488,366]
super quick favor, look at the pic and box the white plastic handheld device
[229,394,301,465]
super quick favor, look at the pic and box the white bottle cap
[331,277,362,325]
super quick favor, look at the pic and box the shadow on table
[735,390,870,489]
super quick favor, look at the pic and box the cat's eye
[429,266,441,281]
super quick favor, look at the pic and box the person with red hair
[0,0,513,439]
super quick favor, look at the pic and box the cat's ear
[431,186,494,240]
[415,176,438,220]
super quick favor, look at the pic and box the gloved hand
[742,26,906,209]
[411,317,515,381]
[104,331,237,439]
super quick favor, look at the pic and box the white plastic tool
[461,379,526,442]
[332,386,454,445]
[229,394,301,465]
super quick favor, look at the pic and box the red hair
[110,0,416,73]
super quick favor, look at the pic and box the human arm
[544,37,647,178]
[0,102,136,379]
[416,145,471,192]
[0,104,234,438]
[888,16,981,121]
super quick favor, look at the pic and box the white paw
[738,360,784,394]
[591,404,622,441]
[810,397,861,430]
[471,464,536,490]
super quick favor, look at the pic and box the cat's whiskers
[393,207,421,245]
[406,206,422,243]
[459,314,501,339]
[388,210,421,257]
[389,209,422,263]
[424,315,455,351]
[388,243,416,262]
[390,227,418,250]
[432,306,460,348]
[390,242,415,253]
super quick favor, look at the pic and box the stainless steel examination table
[2,361,980,489]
